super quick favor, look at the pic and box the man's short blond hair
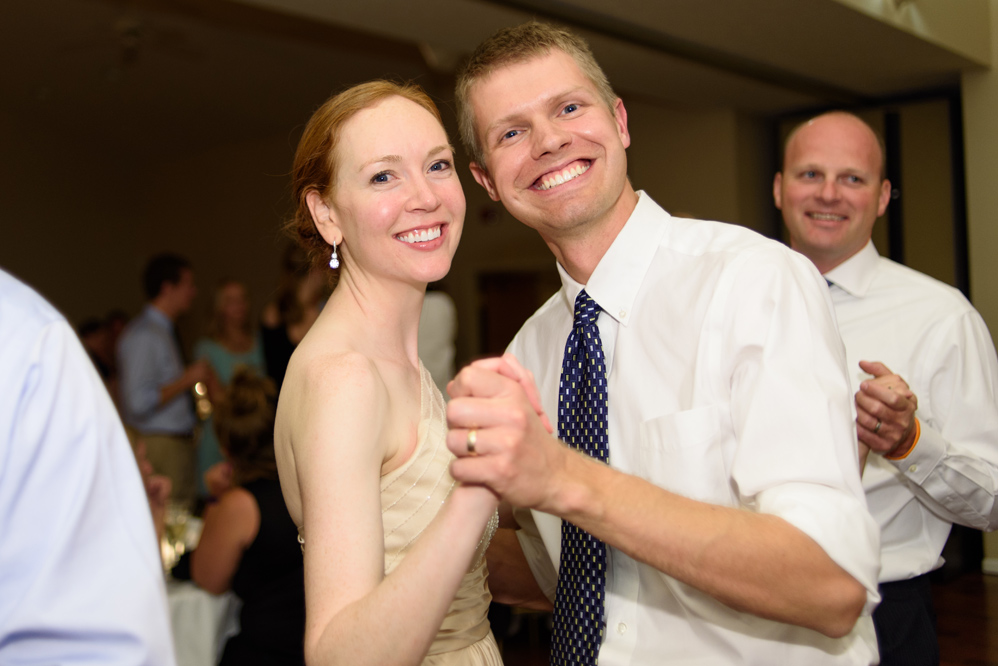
[455,21,618,168]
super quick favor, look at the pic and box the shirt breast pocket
[637,406,734,505]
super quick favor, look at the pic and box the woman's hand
[449,353,554,434]
[204,461,234,499]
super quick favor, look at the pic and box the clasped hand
[855,360,918,459]
[446,353,566,512]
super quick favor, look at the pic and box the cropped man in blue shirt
[0,267,175,665]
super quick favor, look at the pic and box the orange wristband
[885,419,920,460]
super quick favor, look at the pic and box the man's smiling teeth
[396,225,441,244]
[535,163,590,191]
[809,212,846,221]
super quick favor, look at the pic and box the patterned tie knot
[574,290,602,329]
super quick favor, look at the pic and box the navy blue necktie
[551,289,609,666]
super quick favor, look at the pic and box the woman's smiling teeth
[535,162,590,191]
[396,225,442,244]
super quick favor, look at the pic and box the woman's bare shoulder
[217,485,257,513]
[294,347,385,401]
[200,486,260,550]
[280,347,389,456]
[278,348,389,529]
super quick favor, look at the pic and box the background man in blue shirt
[118,253,212,506]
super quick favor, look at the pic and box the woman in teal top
[194,279,266,498]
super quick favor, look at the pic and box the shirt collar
[556,191,668,326]
[823,240,879,298]
[142,303,175,331]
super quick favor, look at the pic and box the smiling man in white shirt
[774,110,998,665]
[444,22,881,665]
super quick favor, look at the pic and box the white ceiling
[0,0,989,160]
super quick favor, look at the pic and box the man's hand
[486,528,554,611]
[446,354,568,512]
[855,360,918,459]
[134,439,172,541]
[182,359,212,389]
[858,440,872,472]
[159,359,214,407]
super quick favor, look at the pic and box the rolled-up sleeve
[894,308,998,530]
[719,247,881,610]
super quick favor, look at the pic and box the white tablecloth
[167,581,239,666]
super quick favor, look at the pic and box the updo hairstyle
[213,368,278,485]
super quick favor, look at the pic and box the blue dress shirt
[117,304,196,435]
[0,268,175,665]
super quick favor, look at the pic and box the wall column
[961,0,998,572]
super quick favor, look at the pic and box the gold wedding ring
[467,428,478,455]
[874,420,882,434]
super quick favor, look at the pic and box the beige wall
[736,113,780,237]
[0,110,298,348]
[138,135,299,345]
[833,0,991,65]
[0,110,146,323]
[625,100,776,235]
[626,102,741,223]
[961,0,998,567]
[900,99,956,286]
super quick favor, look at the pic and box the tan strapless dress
[381,363,501,665]
[301,363,501,664]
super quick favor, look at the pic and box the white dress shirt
[825,241,998,583]
[509,193,881,665]
[0,269,176,665]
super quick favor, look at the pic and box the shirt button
[618,309,627,319]
[617,622,627,634]
[908,464,918,473]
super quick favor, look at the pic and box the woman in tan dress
[274,81,502,666]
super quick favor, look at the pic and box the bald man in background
[774,111,998,665]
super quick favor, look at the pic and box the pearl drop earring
[328,242,339,270]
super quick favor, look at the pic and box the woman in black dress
[190,369,305,665]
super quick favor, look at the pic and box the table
[167,580,239,666]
